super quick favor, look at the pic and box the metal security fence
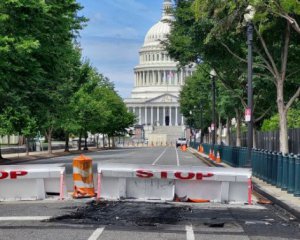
[190,142,300,197]
[229,128,300,154]
[252,150,300,197]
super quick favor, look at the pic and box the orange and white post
[73,154,95,198]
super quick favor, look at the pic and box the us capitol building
[124,0,194,143]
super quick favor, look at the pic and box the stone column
[169,106,172,126]
[181,70,184,85]
[151,70,155,85]
[157,107,159,125]
[164,71,167,85]
[163,106,166,126]
[151,106,154,125]
[181,115,184,126]
[145,106,147,125]
[175,107,178,126]
[139,107,142,125]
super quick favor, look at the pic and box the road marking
[175,146,180,166]
[186,225,195,240]
[152,147,167,165]
[88,227,105,240]
[0,216,51,221]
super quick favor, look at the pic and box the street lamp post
[199,101,203,144]
[244,5,255,167]
[210,69,217,153]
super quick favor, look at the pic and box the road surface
[0,147,299,240]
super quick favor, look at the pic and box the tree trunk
[277,80,289,153]
[47,128,52,154]
[25,137,29,156]
[78,132,82,151]
[108,136,111,148]
[112,137,115,148]
[102,134,105,148]
[226,117,231,146]
[235,109,241,147]
[96,134,99,149]
[218,115,222,144]
[253,126,257,149]
[84,132,88,151]
[64,131,69,152]
[0,143,3,159]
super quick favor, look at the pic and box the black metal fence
[227,128,300,154]
[190,142,300,197]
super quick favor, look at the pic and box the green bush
[261,108,300,131]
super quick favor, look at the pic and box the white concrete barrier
[97,163,252,204]
[0,164,67,201]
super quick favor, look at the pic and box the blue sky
[77,0,164,98]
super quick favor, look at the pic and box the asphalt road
[0,147,299,240]
[23,146,207,174]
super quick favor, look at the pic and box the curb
[253,182,300,220]
[0,148,102,165]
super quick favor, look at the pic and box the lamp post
[210,69,217,153]
[244,5,255,167]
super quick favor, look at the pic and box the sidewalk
[189,147,300,219]
[0,147,101,165]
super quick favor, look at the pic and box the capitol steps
[151,126,184,144]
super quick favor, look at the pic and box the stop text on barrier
[136,170,214,180]
[0,171,28,180]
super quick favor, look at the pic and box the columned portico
[129,104,183,127]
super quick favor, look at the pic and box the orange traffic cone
[216,151,221,163]
[182,144,187,152]
[201,145,204,153]
[198,145,201,152]
[211,151,216,161]
[209,149,213,159]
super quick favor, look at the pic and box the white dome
[144,21,171,47]
[143,0,173,47]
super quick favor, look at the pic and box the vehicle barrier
[96,163,252,204]
[0,164,67,201]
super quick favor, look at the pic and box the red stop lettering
[161,171,168,179]
[10,171,28,179]
[0,171,9,179]
[174,172,195,180]
[136,170,153,178]
[196,173,214,180]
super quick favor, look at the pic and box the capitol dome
[125,0,194,129]
[143,0,173,47]
[144,21,171,47]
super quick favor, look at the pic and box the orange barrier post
[182,144,187,152]
[73,154,95,198]
[216,151,221,163]
[198,145,201,153]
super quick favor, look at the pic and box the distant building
[124,0,195,143]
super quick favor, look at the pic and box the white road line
[186,225,195,240]
[152,147,168,165]
[175,146,180,166]
[88,227,105,240]
[0,216,51,221]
